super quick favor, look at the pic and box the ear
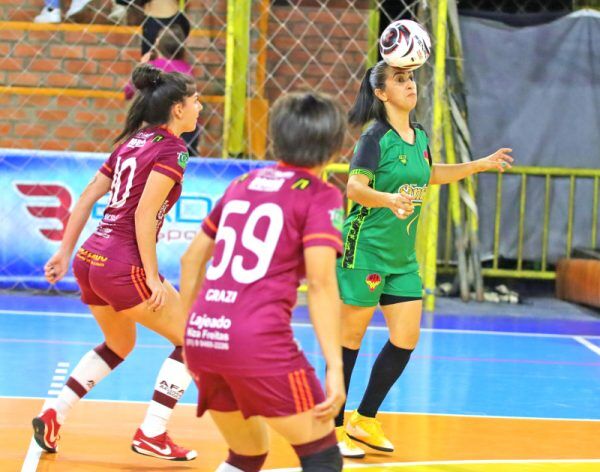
[172,101,184,120]
[374,88,387,102]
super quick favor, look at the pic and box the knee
[342,326,366,350]
[389,330,420,350]
[104,337,135,359]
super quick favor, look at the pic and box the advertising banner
[0,149,268,291]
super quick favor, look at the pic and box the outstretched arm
[430,148,513,185]
[45,172,112,283]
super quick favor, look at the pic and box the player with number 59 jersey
[182,92,348,472]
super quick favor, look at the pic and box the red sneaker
[32,408,61,453]
[131,428,197,461]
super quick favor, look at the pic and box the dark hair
[156,25,187,61]
[115,64,196,143]
[348,60,392,127]
[269,92,346,167]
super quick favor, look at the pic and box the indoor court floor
[1,293,599,471]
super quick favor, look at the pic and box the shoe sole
[31,418,56,453]
[130,445,196,461]
[340,450,366,459]
[347,433,394,453]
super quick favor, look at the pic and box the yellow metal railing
[441,166,600,280]
[327,164,600,285]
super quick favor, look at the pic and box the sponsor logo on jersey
[248,176,285,192]
[237,173,250,183]
[423,149,429,160]
[399,154,408,165]
[329,208,344,232]
[152,135,164,143]
[188,312,233,330]
[398,183,428,203]
[291,178,311,190]
[127,137,146,148]
[205,289,238,304]
[177,151,189,169]
[76,248,108,266]
[365,273,382,292]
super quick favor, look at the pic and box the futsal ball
[379,19,431,71]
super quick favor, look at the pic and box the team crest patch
[329,208,344,232]
[177,151,189,169]
[423,150,429,160]
[399,155,408,165]
[365,273,382,292]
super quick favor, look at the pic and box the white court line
[21,360,69,472]
[3,395,599,423]
[266,458,600,471]
[49,383,63,389]
[54,368,68,374]
[21,399,49,472]
[574,336,600,357]
[52,376,65,381]
[2,308,600,339]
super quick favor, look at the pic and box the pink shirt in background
[124,58,194,100]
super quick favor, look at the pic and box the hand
[477,148,513,173]
[44,250,70,284]
[314,365,346,421]
[140,51,152,64]
[387,192,414,220]
[145,275,167,312]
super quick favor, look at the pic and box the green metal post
[223,0,251,158]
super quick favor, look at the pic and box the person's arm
[430,148,513,185]
[347,173,414,219]
[304,246,346,421]
[135,171,175,311]
[45,172,112,284]
[179,229,215,314]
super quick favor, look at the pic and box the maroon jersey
[185,164,344,376]
[83,127,189,266]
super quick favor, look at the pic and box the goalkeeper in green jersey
[334,60,513,458]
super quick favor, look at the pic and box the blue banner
[0,149,269,291]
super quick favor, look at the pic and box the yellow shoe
[335,426,366,458]
[345,410,394,452]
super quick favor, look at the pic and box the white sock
[140,352,191,437]
[216,462,245,472]
[51,343,123,423]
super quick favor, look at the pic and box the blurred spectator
[138,0,191,56]
[125,25,200,156]
[34,0,126,24]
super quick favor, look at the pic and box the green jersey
[341,120,432,273]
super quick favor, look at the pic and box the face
[173,92,202,133]
[375,68,417,112]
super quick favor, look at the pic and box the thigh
[381,299,423,349]
[340,303,377,349]
[120,279,185,345]
[209,411,269,456]
[88,304,136,359]
[266,410,333,446]
[190,370,269,455]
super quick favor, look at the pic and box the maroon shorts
[72,247,159,312]
[190,358,325,419]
